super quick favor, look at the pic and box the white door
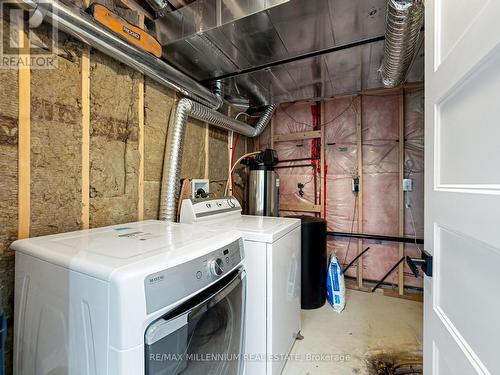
[425,1,500,374]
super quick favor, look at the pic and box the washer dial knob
[209,258,224,276]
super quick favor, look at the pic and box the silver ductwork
[380,0,424,88]
[17,0,222,108]
[159,99,276,222]
[143,0,171,16]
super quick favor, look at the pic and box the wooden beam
[356,96,364,288]
[228,130,233,195]
[320,101,326,218]
[398,90,405,295]
[18,18,30,239]
[137,14,145,221]
[204,123,209,179]
[81,47,91,229]
[331,83,424,100]
[118,0,155,21]
[280,203,321,213]
[273,130,321,143]
[270,115,275,148]
[137,76,145,220]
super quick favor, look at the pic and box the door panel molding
[433,223,499,374]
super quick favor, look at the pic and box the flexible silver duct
[143,0,171,16]
[159,99,276,221]
[380,0,424,88]
[16,0,222,108]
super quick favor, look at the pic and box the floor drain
[367,352,423,375]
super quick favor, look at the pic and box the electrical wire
[279,97,357,129]
[342,194,358,267]
[224,151,260,196]
[234,112,261,120]
[407,199,422,252]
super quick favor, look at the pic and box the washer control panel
[180,196,242,223]
[144,238,244,314]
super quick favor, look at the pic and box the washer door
[145,269,246,375]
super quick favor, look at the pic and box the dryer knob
[209,258,224,276]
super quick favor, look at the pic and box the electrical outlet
[402,178,413,192]
[192,179,210,198]
[352,177,360,192]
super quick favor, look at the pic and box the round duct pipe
[159,99,276,222]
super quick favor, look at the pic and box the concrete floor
[282,289,423,375]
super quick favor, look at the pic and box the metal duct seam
[16,0,222,109]
[159,99,276,222]
[380,0,424,88]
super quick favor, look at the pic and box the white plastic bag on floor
[326,252,346,313]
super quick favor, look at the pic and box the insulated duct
[159,99,276,222]
[16,0,222,108]
[380,0,424,88]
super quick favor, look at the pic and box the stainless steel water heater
[245,149,280,216]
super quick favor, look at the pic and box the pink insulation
[258,89,425,289]
[273,103,318,216]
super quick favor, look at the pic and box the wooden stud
[137,77,144,220]
[356,96,364,288]
[320,101,326,219]
[81,47,91,229]
[270,115,275,149]
[137,14,145,221]
[398,90,405,295]
[18,16,30,239]
[228,130,233,196]
[280,203,322,213]
[204,123,210,179]
[273,130,321,143]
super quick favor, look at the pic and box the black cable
[279,97,357,129]
[342,194,358,267]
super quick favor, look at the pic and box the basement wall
[258,89,424,290]
[0,8,247,373]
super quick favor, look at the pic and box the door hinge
[406,250,433,277]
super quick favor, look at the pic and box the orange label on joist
[91,4,162,58]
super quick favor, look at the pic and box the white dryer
[12,220,246,375]
[180,197,301,375]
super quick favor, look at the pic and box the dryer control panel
[144,238,243,314]
[180,196,242,223]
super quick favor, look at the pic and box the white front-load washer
[12,220,246,375]
[180,197,301,375]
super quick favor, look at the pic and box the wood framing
[356,95,364,288]
[280,203,321,213]
[398,90,405,295]
[270,115,275,148]
[320,101,326,218]
[137,14,145,221]
[333,83,424,99]
[137,76,144,220]
[228,130,234,195]
[204,123,209,178]
[118,0,155,21]
[18,19,30,239]
[273,130,321,143]
[81,47,91,229]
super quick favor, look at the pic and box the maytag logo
[123,25,141,40]
[149,275,164,285]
